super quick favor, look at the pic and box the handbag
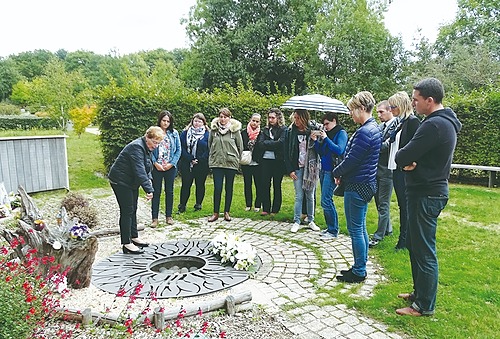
[240,150,252,165]
[333,179,345,197]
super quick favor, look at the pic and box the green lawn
[24,130,500,338]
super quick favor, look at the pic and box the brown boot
[224,212,231,221]
[166,217,174,225]
[208,213,219,222]
[151,219,158,228]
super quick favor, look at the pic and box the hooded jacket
[208,117,243,170]
[108,136,154,193]
[395,108,462,196]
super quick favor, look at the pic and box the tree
[0,58,22,101]
[285,0,405,97]
[435,0,500,60]
[184,0,316,93]
[69,105,97,137]
[23,59,92,129]
[409,0,500,93]
[9,50,55,81]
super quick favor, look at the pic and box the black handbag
[333,180,345,197]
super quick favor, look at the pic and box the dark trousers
[260,159,284,213]
[393,169,409,247]
[179,162,209,207]
[212,168,237,213]
[152,167,177,219]
[111,183,139,245]
[241,164,262,209]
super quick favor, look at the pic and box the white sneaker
[245,207,251,211]
[290,223,300,233]
[320,231,337,240]
[308,221,320,231]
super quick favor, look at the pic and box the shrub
[0,237,73,339]
[61,192,98,229]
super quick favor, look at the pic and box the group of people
[108,77,461,318]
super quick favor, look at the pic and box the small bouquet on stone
[210,232,257,271]
[68,221,90,240]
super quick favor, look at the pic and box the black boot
[177,204,186,213]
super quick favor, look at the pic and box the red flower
[5,276,12,282]
[219,331,227,338]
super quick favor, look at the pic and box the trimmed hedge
[97,83,290,171]
[96,82,500,183]
[0,115,60,130]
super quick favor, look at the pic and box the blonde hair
[388,91,414,119]
[347,91,376,113]
[145,126,164,141]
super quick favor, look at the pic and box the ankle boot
[208,213,219,222]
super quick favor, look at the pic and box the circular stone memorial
[91,239,250,298]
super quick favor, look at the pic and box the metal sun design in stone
[91,240,249,299]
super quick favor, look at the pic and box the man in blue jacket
[395,78,462,316]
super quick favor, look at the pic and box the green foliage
[0,102,22,115]
[447,88,500,167]
[0,115,60,130]
[97,77,289,170]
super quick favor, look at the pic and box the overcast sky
[0,0,457,58]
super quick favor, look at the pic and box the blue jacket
[333,118,381,184]
[179,128,209,164]
[314,126,348,172]
[152,129,181,167]
[108,137,154,193]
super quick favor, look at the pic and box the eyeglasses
[389,106,398,110]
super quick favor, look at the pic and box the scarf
[246,124,260,141]
[326,125,342,140]
[186,126,205,157]
[217,119,230,135]
[303,138,320,191]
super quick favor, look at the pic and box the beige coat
[208,118,243,170]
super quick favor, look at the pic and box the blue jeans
[407,194,448,315]
[320,170,339,236]
[292,168,315,224]
[152,167,177,218]
[344,190,369,277]
[373,172,393,240]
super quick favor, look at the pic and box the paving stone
[318,328,343,339]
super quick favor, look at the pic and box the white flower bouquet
[210,232,257,271]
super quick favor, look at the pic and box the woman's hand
[163,163,173,171]
[191,159,199,166]
[154,162,163,171]
[145,192,153,201]
[290,171,298,180]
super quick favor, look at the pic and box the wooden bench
[451,164,500,188]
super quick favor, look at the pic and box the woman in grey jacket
[207,108,243,222]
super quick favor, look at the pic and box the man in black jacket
[395,78,462,316]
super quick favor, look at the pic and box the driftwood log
[54,291,253,329]
[0,186,98,289]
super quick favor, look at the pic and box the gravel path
[33,188,298,339]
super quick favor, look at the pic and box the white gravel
[33,188,297,339]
